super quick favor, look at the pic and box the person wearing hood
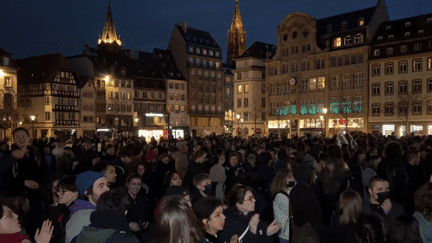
[71,188,140,243]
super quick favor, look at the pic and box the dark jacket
[218,208,273,243]
[71,210,139,243]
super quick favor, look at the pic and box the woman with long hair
[156,195,204,243]
[413,182,432,242]
[334,190,362,242]
[270,169,295,243]
[218,185,281,243]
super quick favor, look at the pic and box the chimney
[182,21,187,33]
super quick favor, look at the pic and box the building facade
[227,0,246,65]
[80,80,97,137]
[17,54,81,140]
[168,24,225,137]
[266,0,388,137]
[369,13,432,136]
[223,63,234,134]
[233,41,273,137]
[0,48,18,141]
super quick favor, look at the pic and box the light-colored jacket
[414,212,432,243]
[273,190,290,240]
[65,209,95,243]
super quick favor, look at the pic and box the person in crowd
[191,173,213,203]
[209,154,227,200]
[361,155,379,194]
[333,190,362,243]
[387,214,423,243]
[56,147,75,174]
[173,141,189,179]
[274,149,289,172]
[0,200,54,243]
[218,185,281,243]
[163,171,183,191]
[413,181,432,243]
[65,171,110,243]
[270,169,295,243]
[193,196,238,243]
[405,152,425,215]
[92,161,117,187]
[362,176,404,222]
[354,213,387,243]
[71,188,140,243]
[125,173,151,242]
[184,148,211,191]
[156,195,204,243]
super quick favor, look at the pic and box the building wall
[80,81,96,137]
[166,79,188,127]
[0,64,18,140]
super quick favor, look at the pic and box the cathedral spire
[230,0,244,31]
[227,0,246,65]
[98,3,122,49]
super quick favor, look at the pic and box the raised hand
[266,220,281,236]
[248,213,260,234]
[34,220,54,243]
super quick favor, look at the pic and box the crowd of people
[1,127,432,243]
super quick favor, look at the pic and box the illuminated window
[359,18,364,26]
[244,84,249,93]
[334,38,342,47]
[237,85,242,94]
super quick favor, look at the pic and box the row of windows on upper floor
[168,83,186,90]
[268,54,363,76]
[333,34,364,48]
[188,46,221,58]
[106,79,133,88]
[190,68,223,79]
[371,79,432,96]
[373,42,432,57]
[371,101,432,117]
[188,57,221,69]
[371,58,432,76]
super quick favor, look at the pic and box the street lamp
[0,69,5,78]
[322,108,328,137]
[240,118,244,137]
[30,115,36,139]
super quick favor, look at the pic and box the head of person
[75,171,110,205]
[165,186,192,207]
[192,197,225,236]
[369,155,382,170]
[156,195,204,243]
[145,150,158,162]
[93,161,117,184]
[119,151,132,164]
[414,182,432,221]
[227,185,256,215]
[193,148,208,163]
[228,152,240,167]
[158,153,170,164]
[57,176,79,206]
[193,173,212,195]
[368,176,390,205]
[164,171,183,187]
[387,215,422,243]
[384,141,403,159]
[247,153,256,166]
[355,213,387,243]
[96,187,130,213]
[0,201,21,234]
[12,127,30,148]
[135,162,146,176]
[106,144,115,156]
[338,190,362,225]
[125,173,142,196]
[64,147,74,156]
[270,169,295,198]
[328,144,343,159]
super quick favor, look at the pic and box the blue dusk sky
[0,0,431,61]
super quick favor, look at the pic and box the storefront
[138,129,167,142]
[382,124,395,136]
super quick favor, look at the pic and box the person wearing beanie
[65,171,110,243]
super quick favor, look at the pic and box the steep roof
[316,6,376,36]
[152,48,186,81]
[175,25,221,49]
[371,13,432,44]
[0,47,11,57]
[16,53,79,85]
[238,41,274,59]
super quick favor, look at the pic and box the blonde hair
[338,190,362,225]
[270,169,293,198]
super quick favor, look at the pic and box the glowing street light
[322,108,328,137]
[0,69,5,78]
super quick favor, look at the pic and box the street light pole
[30,115,36,139]
[322,108,328,138]
[236,114,240,136]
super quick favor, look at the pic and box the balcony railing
[56,120,80,126]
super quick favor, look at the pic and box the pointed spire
[231,0,244,30]
[98,2,122,47]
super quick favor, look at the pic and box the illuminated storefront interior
[138,129,164,142]
[172,129,184,139]
[299,119,323,128]
[328,118,364,129]
[268,120,290,129]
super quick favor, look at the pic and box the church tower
[227,0,246,65]
[98,3,122,53]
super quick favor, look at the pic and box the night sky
[1,0,431,62]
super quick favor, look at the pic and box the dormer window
[428,18,432,23]
[188,46,194,53]
[334,37,342,47]
[203,49,207,55]
[209,50,214,56]
[405,22,411,27]
[405,32,410,37]
[388,35,394,39]
[341,21,348,30]
[121,69,126,76]
[344,35,353,45]
[215,51,220,57]
[419,30,424,34]
[3,57,10,66]
[374,49,380,56]
[169,72,173,76]
[327,25,332,33]
[196,47,200,54]
[359,18,364,26]
[377,36,383,40]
